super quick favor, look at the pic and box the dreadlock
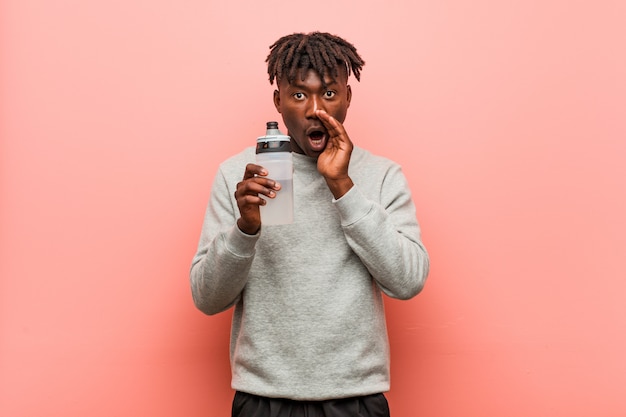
[266,32,365,87]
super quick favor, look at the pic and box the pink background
[2,0,625,416]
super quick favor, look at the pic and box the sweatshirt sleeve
[190,167,258,315]
[333,164,430,300]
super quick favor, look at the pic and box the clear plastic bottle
[256,121,293,225]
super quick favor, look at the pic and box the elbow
[191,292,218,316]
[408,247,430,298]
[395,275,427,300]
[190,260,244,316]
[379,273,427,300]
[190,275,222,316]
[192,291,235,316]
[391,254,430,300]
[190,279,237,316]
[190,261,222,316]
[191,282,234,316]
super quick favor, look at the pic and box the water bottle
[256,121,293,225]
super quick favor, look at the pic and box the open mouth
[308,129,328,151]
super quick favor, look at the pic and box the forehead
[279,66,348,88]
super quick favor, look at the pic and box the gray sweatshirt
[190,146,429,400]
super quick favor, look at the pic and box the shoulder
[349,146,411,201]
[350,146,403,176]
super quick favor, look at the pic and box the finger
[249,182,278,198]
[236,178,280,199]
[243,163,268,180]
[315,109,345,136]
[238,193,268,207]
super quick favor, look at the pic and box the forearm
[325,176,354,200]
[190,166,258,315]
[334,185,429,300]
[190,225,257,315]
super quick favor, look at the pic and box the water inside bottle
[260,178,293,225]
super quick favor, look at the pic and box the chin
[302,150,320,159]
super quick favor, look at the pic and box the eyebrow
[290,78,339,89]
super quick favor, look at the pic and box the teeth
[310,138,324,147]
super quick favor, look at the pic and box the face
[273,67,352,158]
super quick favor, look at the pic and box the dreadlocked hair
[266,32,365,87]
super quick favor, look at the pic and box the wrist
[325,177,354,199]
[237,218,260,235]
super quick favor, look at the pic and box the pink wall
[2,0,625,416]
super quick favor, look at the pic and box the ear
[346,84,352,108]
[273,89,282,113]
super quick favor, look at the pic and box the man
[190,32,429,417]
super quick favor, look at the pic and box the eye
[324,90,336,99]
[293,92,305,100]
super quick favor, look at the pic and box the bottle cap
[257,121,291,153]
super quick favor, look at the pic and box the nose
[305,96,325,118]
